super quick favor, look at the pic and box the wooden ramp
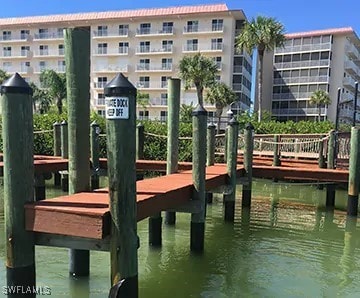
[25,164,239,240]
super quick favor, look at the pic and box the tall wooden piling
[64,27,91,277]
[1,73,35,296]
[242,123,254,208]
[90,121,100,190]
[61,120,69,192]
[273,134,281,166]
[318,135,326,169]
[104,73,138,296]
[206,123,216,204]
[165,78,180,225]
[53,121,61,186]
[34,174,46,201]
[347,127,360,216]
[224,117,239,221]
[191,104,207,252]
[326,130,336,208]
[136,123,145,181]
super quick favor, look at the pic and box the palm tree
[309,90,331,121]
[0,69,9,84]
[236,16,285,122]
[29,82,52,114]
[205,82,236,134]
[40,69,66,114]
[137,91,150,119]
[179,53,218,106]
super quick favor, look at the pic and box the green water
[0,179,360,297]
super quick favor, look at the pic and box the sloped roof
[285,27,354,38]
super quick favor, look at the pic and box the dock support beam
[105,73,138,297]
[53,121,61,186]
[224,117,239,221]
[61,120,69,192]
[273,134,281,167]
[206,123,216,204]
[190,105,207,252]
[90,121,100,190]
[2,73,36,297]
[326,130,336,208]
[242,123,254,208]
[347,127,360,216]
[65,27,91,277]
[165,78,180,225]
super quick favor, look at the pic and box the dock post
[90,121,100,190]
[206,123,216,204]
[191,104,207,252]
[318,135,326,169]
[165,78,180,225]
[242,123,254,208]
[136,123,144,181]
[326,130,336,208]
[53,121,61,186]
[61,120,69,192]
[104,73,138,296]
[273,134,281,166]
[224,127,228,162]
[1,73,35,296]
[65,27,91,277]
[34,174,46,201]
[224,117,239,222]
[347,127,360,216]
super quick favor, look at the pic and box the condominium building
[0,4,252,120]
[263,27,360,123]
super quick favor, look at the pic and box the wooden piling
[347,127,360,216]
[326,130,336,208]
[242,123,254,208]
[165,78,180,225]
[1,73,35,296]
[136,123,145,181]
[190,104,207,252]
[104,73,138,296]
[318,135,326,169]
[273,134,281,166]
[64,27,91,277]
[61,120,69,192]
[53,121,61,186]
[34,174,46,201]
[90,121,100,190]
[206,123,216,204]
[224,117,239,221]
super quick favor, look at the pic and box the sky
[0,0,359,34]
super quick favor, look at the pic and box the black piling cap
[0,73,33,95]
[228,117,239,126]
[104,73,136,97]
[192,104,207,116]
[245,122,254,130]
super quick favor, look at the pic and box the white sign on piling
[105,97,129,120]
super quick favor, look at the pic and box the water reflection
[69,276,90,298]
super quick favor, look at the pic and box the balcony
[0,34,31,42]
[135,64,173,72]
[183,25,224,34]
[272,92,312,100]
[93,65,128,74]
[0,50,32,59]
[135,45,173,55]
[274,42,332,54]
[93,28,129,38]
[19,66,33,75]
[273,75,329,85]
[135,27,173,36]
[33,66,49,74]
[343,76,357,90]
[96,98,106,106]
[340,92,354,104]
[33,32,64,40]
[345,60,358,76]
[136,82,167,90]
[93,82,108,89]
[201,43,223,53]
[274,60,330,69]
[93,47,129,56]
[232,83,244,92]
[346,43,360,61]
[183,44,198,53]
[150,97,168,105]
[272,107,326,116]
[33,49,64,57]
[233,65,243,74]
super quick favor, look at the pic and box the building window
[139,76,150,88]
[211,38,223,50]
[162,40,173,52]
[160,111,168,122]
[58,44,64,55]
[38,28,49,39]
[39,45,48,56]
[97,25,108,36]
[3,46,11,57]
[212,19,223,31]
[97,43,107,54]
[119,42,129,54]
[186,39,198,51]
[139,23,151,35]
[21,46,30,56]
[97,109,106,117]
[3,62,11,72]
[185,20,198,33]
[20,30,30,40]
[160,93,168,105]
[119,24,129,36]
[97,77,107,88]
[213,57,222,70]
[139,110,149,120]
[97,93,105,105]
[162,22,173,34]
[138,59,150,70]
[58,60,66,72]
[39,61,47,72]
[2,31,11,41]
[162,58,172,70]
[20,61,31,73]
[161,76,171,88]
[57,28,64,38]
[139,41,150,53]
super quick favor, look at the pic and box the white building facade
[0,4,252,120]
